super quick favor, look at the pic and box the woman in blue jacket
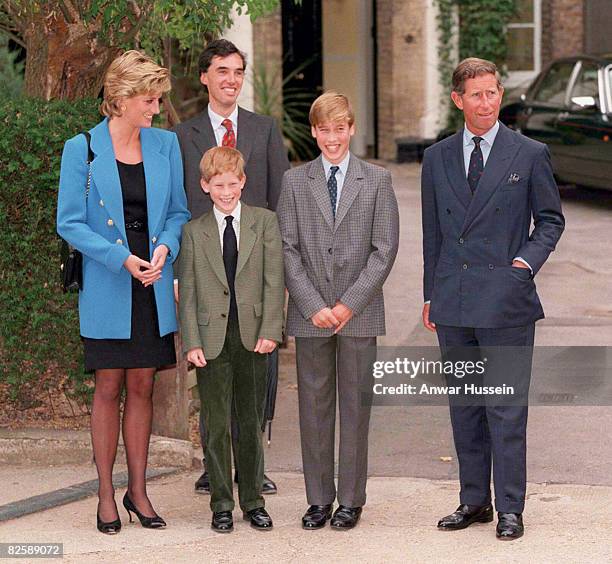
[57,51,190,534]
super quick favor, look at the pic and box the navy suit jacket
[421,122,565,328]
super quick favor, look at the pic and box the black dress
[83,161,176,372]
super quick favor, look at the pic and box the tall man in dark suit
[421,58,564,540]
[174,39,290,495]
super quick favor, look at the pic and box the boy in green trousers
[178,146,284,532]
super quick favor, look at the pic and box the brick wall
[541,0,585,66]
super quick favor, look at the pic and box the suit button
[458,238,464,245]
[462,263,468,270]
[116,239,123,245]
[221,313,227,318]
[152,236,157,243]
[495,207,501,213]
[99,199,104,207]
[489,264,494,270]
[107,219,114,226]
[446,208,451,214]
[328,248,333,254]
[223,290,229,296]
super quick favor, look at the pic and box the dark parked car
[500,55,612,190]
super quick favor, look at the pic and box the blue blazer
[57,118,190,339]
[421,122,565,328]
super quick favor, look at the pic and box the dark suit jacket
[173,106,290,219]
[421,122,565,328]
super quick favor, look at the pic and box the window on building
[506,0,541,87]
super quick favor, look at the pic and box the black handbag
[59,131,94,293]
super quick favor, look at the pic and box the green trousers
[197,320,267,513]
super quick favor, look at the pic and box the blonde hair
[101,50,171,118]
[200,146,245,183]
[309,91,355,127]
[452,57,503,95]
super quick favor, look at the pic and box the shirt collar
[213,200,241,227]
[463,120,500,148]
[322,152,351,178]
[208,104,238,132]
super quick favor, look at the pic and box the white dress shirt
[208,104,239,147]
[462,120,499,174]
[213,201,241,251]
[322,152,351,214]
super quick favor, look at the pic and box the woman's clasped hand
[123,244,169,287]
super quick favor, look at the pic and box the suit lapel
[236,204,256,277]
[442,131,472,210]
[89,119,127,242]
[460,124,520,235]
[236,107,254,164]
[334,154,364,231]
[307,156,335,230]
[190,112,217,155]
[141,128,169,237]
[198,212,229,289]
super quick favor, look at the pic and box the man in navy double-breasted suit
[421,58,565,540]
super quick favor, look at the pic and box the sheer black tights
[91,367,157,522]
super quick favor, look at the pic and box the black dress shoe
[496,512,524,540]
[211,511,233,533]
[195,471,210,494]
[437,504,494,530]
[330,505,362,529]
[302,504,333,529]
[262,474,277,495]
[96,502,121,535]
[243,507,273,530]
[234,472,278,495]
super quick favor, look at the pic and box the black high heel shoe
[122,492,166,529]
[97,502,121,535]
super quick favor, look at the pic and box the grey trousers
[295,335,376,508]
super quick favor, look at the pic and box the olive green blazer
[177,203,284,360]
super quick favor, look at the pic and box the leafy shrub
[0,97,100,404]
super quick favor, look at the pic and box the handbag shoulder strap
[81,131,94,200]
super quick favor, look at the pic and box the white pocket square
[508,173,521,183]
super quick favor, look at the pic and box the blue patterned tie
[467,136,484,194]
[328,166,339,217]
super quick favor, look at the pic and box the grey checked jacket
[277,154,400,337]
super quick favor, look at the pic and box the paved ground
[1,471,611,563]
[1,162,610,562]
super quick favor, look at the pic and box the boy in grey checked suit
[277,92,400,530]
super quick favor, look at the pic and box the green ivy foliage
[458,0,517,66]
[435,0,517,129]
[0,97,101,401]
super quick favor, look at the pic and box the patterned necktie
[327,166,339,218]
[467,136,484,194]
[223,215,238,321]
[221,119,236,148]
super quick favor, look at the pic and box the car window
[532,62,575,105]
[570,63,599,104]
